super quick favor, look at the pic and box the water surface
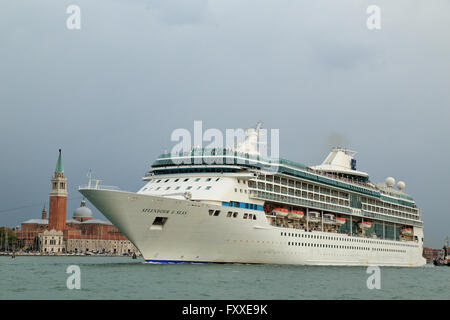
[0,256,448,299]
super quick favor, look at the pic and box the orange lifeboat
[288,210,305,220]
[358,221,372,229]
[401,227,413,235]
[273,208,289,217]
[335,217,346,225]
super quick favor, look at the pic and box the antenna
[86,169,102,189]
[255,121,267,147]
[255,121,263,133]
[87,169,92,188]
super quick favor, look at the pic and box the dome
[385,177,395,188]
[397,181,406,191]
[73,200,93,219]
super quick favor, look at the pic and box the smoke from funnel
[326,132,349,150]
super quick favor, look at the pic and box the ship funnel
[236,121,263,155]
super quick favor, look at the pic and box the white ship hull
[80,188,426,267]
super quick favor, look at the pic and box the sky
[0,0,449,248]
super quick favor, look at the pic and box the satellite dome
[73,200,93,219]
[385,177,395,188]
[397,181,406,191]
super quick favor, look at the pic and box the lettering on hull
[142,208,187,215]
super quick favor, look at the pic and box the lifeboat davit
[273,208,289,217]
[288,210,305,220]
[335,217,346,225]
[308,211,321,223]
[358,221,372,229]
[401,227,413,235]
[323,213,335,224]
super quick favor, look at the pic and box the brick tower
[48,149,67,231]
[41,205,47,220]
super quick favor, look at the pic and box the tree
[0,226,22,252]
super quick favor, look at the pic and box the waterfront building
[422,247,442,263]
[39,229,64,253]
[15,150,139,255]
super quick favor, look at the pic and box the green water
[0,256,448,299]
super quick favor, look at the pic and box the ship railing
[155,148,383,192]
[78,184,121,191]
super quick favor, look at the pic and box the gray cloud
[0,0,449,247]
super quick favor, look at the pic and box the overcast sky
[1,0,449,248]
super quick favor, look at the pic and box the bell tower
[41,205,47,220]
[48,149,67,231]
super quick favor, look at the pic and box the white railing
[78,184,120,191]
[78,174,120,191]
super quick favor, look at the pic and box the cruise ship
[79,123,426,266]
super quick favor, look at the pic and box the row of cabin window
[256,176,349,199]
[145,185,212,192]
[286,241,406,253]
[226,201,260,210]
[152,177,220,183]
[208,210,257,220]
[281,232,417,248]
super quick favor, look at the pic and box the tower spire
[55,149,64,174]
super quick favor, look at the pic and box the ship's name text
[142,208,187,215]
